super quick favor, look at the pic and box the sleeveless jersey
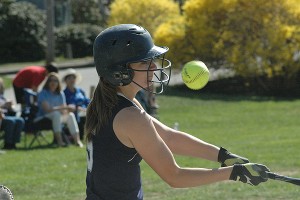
[86,94,143,200]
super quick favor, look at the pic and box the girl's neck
[117,87,137,101]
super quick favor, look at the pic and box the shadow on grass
[17,133,72,151]
[162,84,299,102]
[17,142,59,151]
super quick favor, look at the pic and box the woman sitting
[62,68,90,140]
[0,78,24,150]
[34,72,83,148]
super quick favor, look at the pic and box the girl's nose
[149,61,157,70]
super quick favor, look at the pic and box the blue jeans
[1,116,25,144]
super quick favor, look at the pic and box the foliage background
[0,0,46,63]
[55,24,103,58]
[1,0,300,95]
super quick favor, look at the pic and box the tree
[154,17,189,69]
[156,0,300,93]
[211,0,300,79]
[209,0,300,92]
[155,0,233,69]
[108,0,181,35]
[183,0,236,65]
[71,0,103,25]
[0,0,46,62]
[55,24,103,58]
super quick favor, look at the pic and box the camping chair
[21,89,53,149]
[0,131,5,149]
[21,89,70,149]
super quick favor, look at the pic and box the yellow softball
[181,61,210,90]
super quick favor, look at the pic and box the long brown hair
[85,78,118,141]
[43,72,61,94]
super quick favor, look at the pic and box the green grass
[1,91,300,200]
[1,76,12,88]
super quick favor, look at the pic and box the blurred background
[1,0,300,97]
[1,1,300,200]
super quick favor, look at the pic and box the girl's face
[48,76,59,92]
[130,60,157,88]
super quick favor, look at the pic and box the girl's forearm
[169,166,232,188]
[52,105,67,111]
[167,130,220,162]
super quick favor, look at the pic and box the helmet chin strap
[129,56,171,94]
[131,69,170,94]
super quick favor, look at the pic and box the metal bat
[266,171,300,186]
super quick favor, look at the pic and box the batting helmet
[93,24,171,88]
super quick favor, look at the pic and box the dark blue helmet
[93,24,171,92]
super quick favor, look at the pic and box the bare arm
[151,117,220,162]
[133,98,220,162]
[113,107,232,188]
[41,101,70,113]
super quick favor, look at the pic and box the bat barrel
[266,172,300,186]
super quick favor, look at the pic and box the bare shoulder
[113,106,152,148]
[114,105,148,122]
[114,104,179,184]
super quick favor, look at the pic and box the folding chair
[21,89,70,149]
[21,89,53,149]
[0,131,5,149]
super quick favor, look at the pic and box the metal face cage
[130,54,171,94]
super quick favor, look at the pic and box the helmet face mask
[93,24,171,93]
[129,55,171,94]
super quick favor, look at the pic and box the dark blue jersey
[86,94,143,200]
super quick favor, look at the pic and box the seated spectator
[34,73,83,148]
[62,68,90,140]
[13,63,58,105]
[0,78,24,150]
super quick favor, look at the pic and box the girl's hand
[67,104,76,112]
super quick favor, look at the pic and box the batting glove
[218,147,249,167]
[230,163,269,186]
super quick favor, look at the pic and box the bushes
[109,0,180,35]
[0,0,104,62]
[55,24,103,58]
[0,0,46,63]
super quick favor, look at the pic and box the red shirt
[13,66,47,88]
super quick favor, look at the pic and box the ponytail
[85,79,117,141]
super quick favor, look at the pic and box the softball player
[85,24,269,200]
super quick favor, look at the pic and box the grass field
[0,89,300,200]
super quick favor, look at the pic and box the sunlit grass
[0,91,299,199]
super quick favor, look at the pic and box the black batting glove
[218,147,249,167]
[230,163,270,186]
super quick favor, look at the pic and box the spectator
[34,73,83,148]
[62,68,90,140]
[0,78,24,150]
[13,63,58,105]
